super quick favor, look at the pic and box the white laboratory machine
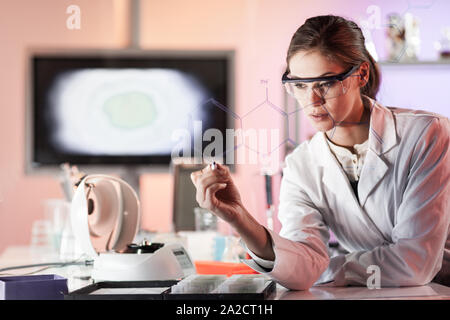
[70,174,196,282]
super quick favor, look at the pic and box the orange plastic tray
[194,260,258,277]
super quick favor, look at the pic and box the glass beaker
[43,199,71,253]
[30,219,53,249]
[194,207,218,232]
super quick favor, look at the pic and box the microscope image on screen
[29,52,232,168]
[47,68,208,156]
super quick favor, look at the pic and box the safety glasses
[282,65,361,107]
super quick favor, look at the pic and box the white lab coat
[243,97,450,290]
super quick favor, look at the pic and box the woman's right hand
[191,162,275,262]
[190,163,244,225]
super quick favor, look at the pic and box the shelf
[378,59,450,65]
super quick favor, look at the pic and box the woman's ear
[359,62,370,87]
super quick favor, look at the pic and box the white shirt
[241,97,450,290]
[326,137,369,183]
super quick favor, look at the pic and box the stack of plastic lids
[170,275,227,294]
[212,274,270,294]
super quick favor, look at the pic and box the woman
[190,15,449,290]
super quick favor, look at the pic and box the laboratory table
[1,246,449,300]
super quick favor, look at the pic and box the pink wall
[0,0,131,252]
[1,0,449,253]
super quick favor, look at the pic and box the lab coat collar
[367,97,398,156]
[315,97,397,208]
[314,97,397,165]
